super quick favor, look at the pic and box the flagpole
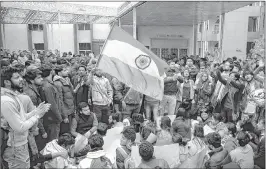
[95,21,116,68]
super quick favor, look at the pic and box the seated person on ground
[70,102,98,139]
[138,141,170,169]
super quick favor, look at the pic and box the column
[192,24,197,56]
[219,14,225,51]
[51,24,54,50]
[58,11,62,56]
[133,7,137,40]
[73,24,78,54]
[90,23,93,53]
[0,24,3,48]
[27,25,33,51]
[43,24,48,51]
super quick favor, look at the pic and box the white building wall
[4,24,28,51]
[77,30,91,43]
[47,24,74,54]
[222,5,262,60]
[93,24,110,40]
[137,25,193,55]
[222,10,249,59]
[32,31,44,44]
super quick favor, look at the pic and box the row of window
[198,16,260,34]
[34,43,91,54]
[28,24,90,31]
[151,48,188,59]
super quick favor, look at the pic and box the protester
[144,95,160,122]
[205,132,231,169]
[109,112,123,128]
[230,131,254,169]
[1,47,264,169]
[72,65,89,109]
[1,66,50,168]
[70,102,98,138]
[254,119,265,169]
[162,61,183,115]
[54,64,75,134]
[23,68,46,138]
[87,69,113,124]
[156,116,172,145]
[188,124,206,156]
[122,87,143,120]
[138,141,170,169]
[39,64,62,142]
[116,126,136,169]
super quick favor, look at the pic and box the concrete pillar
[133,7,137,39]
[90,23,93,53]
[0,24,4,48]
[219,14,225,51]
[58,11,62,56]
[73,24,78,54]
[27,25,33,51]
[192,24,197,56]
[43,24,48,51]
[51,24,54,50]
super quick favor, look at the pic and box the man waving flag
[97,25,169,101]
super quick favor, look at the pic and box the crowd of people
[0,48,265,169]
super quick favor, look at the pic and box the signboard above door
[151,38,188,48]
[156,34,184,38]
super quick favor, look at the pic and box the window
[198,23,203,33]
[198,48,201,56]
[28,24,43,31]
[205,20,209,31]
[78,24,90,30]
[79,43,91,54]
[213,25,219,34]
[170,48,178,58]
[247,42,255,54]
[248,17,259,32]
[179,49,188,57]
[161,48,169,60]
[145,46,149,49]
[34,43,44,54]
[151,48,160,57]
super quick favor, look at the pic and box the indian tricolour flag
[97,25,168,101]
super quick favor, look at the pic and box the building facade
[0,23,110,56]
[197,2,265,59]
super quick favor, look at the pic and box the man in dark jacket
[24,68,48,151]
[161,61,183,115]
[40,64,62,142]
[54,65,75,135]
[72,65,89,110]
[216,69,244,122]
